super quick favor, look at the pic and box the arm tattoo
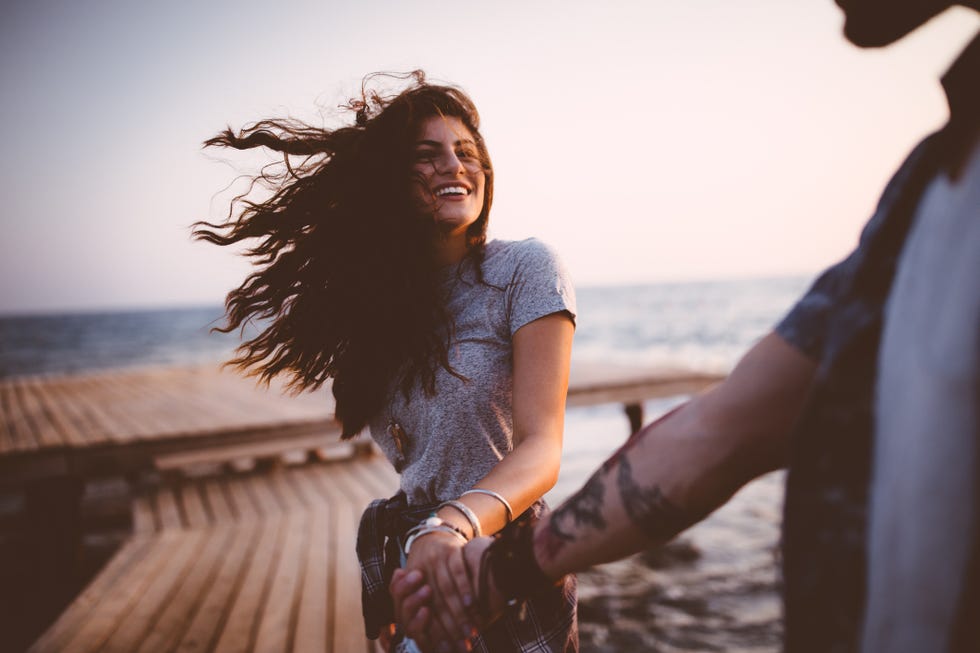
[617,453,696,541]
[545,473,607,551]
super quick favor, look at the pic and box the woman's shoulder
[484,237,563,271]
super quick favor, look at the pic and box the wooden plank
[253,512,309,653]
[307,461,374,653]
[155,486,185,531]
[15,379,69,448]
[58,376,133,445]
[566,364,723,407]
[154,431,340,471]
[350,455,400,499]
[0,380,37,452]
[174,521,261,653]
[222,475,261,522]
[27,535,156,653]
[131,494,159,534]
[0,383,13,452]
[23,377,82,446]
[202,478,236,523]
[332,459,387,511]
[179,483,211,530]
[98,529,207,653]
[212,516,286,653]
[75,375,146,444]
[55,530,182,653]
[91,372,160,441]
[244,473,286,517]
[134,527,236,653]
[293,505,331,653]
[333,499,371,653]
[32,377,102,447]
[269,466,312,511]
[122,369,201,439]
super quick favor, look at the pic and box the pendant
[387,419,408,472]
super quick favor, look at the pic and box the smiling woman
[193,71,578,652]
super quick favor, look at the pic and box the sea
[0,275,814,652]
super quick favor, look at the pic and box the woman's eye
[414,150,436,161]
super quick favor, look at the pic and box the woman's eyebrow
[414,138,476,147]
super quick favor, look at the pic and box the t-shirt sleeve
[506,238,577,335]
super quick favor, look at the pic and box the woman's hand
[398,531,476,652]
[392,536,509,651]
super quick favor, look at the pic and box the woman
[195,71,577,652]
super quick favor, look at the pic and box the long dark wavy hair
[194,71,494,438]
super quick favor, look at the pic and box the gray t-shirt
[368,238,576,505]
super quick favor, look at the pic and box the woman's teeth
[435,186,468,197]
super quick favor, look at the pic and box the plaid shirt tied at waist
[356,493,579,652]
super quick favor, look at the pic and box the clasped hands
[387,531,504,653]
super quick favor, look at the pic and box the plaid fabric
[356,494,579,652]
[356,492,414,639]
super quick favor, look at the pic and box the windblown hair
[194,71,494,438]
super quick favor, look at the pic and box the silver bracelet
[461,488,514,523]
[405,526,467,554]
[404,521,468,555]
[440,500,482,538]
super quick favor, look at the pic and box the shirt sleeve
[776,255,857,360]
[506,238,577,335]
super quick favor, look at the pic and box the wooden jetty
[28,456,397,653]
[0,361,724,653]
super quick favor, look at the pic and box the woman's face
[411,115,486,237]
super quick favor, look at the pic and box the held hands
[390,536,506,653]
[391,531,477,653]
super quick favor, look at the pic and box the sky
[0,0,976,315]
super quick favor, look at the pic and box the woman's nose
[436,151,465,175]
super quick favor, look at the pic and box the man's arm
[531,331,815,577]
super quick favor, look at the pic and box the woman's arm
[448,311,574,533]
[394,312,575,650]
[395,331,817,650]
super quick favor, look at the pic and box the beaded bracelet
[461,488,514,523]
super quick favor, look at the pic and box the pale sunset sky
[0,1,977,314]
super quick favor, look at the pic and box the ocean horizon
[0,274,813,380]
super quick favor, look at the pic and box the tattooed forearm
[547,472,607,544]
[617,454,697,541]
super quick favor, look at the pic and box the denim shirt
[774,33,979,652]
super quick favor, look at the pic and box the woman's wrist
[439,500,482,539]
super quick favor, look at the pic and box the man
[393,0,979,650]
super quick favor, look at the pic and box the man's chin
[840,3,949,48]
[843,20,907,48]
